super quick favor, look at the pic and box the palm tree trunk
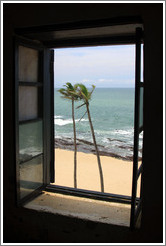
[72,98,77,188]
[86,102,104,192]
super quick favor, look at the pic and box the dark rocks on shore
[54,137,134,161]
[77,138,104,148]
[55,137,95,153]
[118,145,133,151]
[107,138,125,143]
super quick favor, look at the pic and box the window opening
[52,45,138,198]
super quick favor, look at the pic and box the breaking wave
[54,117,88,126]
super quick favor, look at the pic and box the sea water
[54,87,143,160]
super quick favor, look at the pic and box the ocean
[54,88,143,161]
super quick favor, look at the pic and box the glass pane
[19,121,43,163]
[138,132,143,161]
[19,86,38,121]
[137,133,143,198]
[139,87,144,128]
[20,155,43,199]
[141,44,144,82]
[19,46,38,82]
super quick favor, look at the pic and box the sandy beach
[53,149,141,197]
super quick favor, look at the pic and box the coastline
[53,148,141,197]
[55,137,135,161]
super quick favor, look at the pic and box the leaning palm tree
[75,84,104,192]
[58,82,79,189]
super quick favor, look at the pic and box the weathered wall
[3,3,163,243]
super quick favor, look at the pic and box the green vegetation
[75,84,104,192]
[58,82,78,188]
[58,82,104,192]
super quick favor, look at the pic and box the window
[53,45,135,197]
[15,37,52,204]
[15,19,144,229]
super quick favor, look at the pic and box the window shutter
[130,27,144,229]
[15,36,52,205]
[50,49,55,183]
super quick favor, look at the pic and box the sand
[53,149,141,197]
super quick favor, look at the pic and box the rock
[54,137,133,161]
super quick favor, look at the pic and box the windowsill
[24,191,130,227]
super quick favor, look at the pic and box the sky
[54,45,137,88]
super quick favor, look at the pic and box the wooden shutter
[15,36,52,205]
[50,49,55,183]
[130,27,144,229]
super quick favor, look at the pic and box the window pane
[20,155,43,199]
[141,44,144,82]
[137,133,143,198]
[19,121,43,163]
[19,86,38,121]
[19,46,38,82]
[139,87,144,128]
[138,132,143,161]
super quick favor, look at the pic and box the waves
[54,109,142,159]
[54,88,140,160]
[112,129,134,135]
[54,115,63,119]
[54,115,135,144]
[54,115,88,126]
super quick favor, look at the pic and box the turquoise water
[54,87,141,159]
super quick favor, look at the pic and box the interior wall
[3,3,163,243]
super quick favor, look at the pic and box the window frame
[14,36,53,206]
[15,19,144,228]
[46,27,144,206]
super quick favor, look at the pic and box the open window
[130,29,144,229]
[15,19,144,229]
[15,37,53,205]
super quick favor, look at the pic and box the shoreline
[55,137,134,161]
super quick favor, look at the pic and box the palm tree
[75,84,104,192]
[58,82,79,189]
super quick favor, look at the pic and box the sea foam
[54,115,63,119]
[55,118,88,126]
[112,129,134,135]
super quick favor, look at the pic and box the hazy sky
[54,45,136,88]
